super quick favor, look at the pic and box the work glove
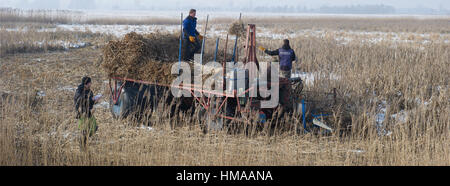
[189,36,196,43]
[198,35,204,40]
[258,46,266,51]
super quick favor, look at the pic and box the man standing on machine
[183,9,204,61]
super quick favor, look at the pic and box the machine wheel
[196,98,224,132]
[198,108,224,132]
[110,88,133,119]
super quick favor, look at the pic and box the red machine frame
[109,24,292,122]
[109,76,290,122]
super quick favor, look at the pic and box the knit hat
[81,76,91,85]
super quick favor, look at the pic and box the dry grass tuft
[228,20,246,37]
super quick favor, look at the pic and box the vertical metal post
[232,35,238,63]
[302,99,307,133]
[178,13,183,72]
[223,34,228,92]
[231,13,241,63]
[236,46,239,63]
[214,38,219,62]
[242,24,259,80]
[223,34,228,64]
[200,15,209,64]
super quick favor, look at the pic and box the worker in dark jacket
[74,76,100,139]
[259,39,297,79]
[259,39,297,112]
[183,9,203,61]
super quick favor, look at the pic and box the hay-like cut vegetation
[101,32,235,84]
[101,32,180,84]
[228,20,246,37]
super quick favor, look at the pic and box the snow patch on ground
[139,125,154,131]
[57,24,179,38]
[5,24,448,45]
[391,110,408,124]
[375,100,392,136]
[291,71,341,86]
[36,90,46,97]
[34,40,89,50]
[348,149,365,153]
[94,101,110,109]
[57,86,76,92]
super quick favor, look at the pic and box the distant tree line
[171,4,448,15]
[317,5,396,14]
[242,4,396,14]
[4,0,449,15]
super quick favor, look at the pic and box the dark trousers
[279,78,293,112]
[183,37,201,61]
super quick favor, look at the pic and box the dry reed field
[0,9,449,166]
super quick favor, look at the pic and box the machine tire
[196,98,224,133]
[110,88,133,120]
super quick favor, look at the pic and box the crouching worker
[74,77,100,144]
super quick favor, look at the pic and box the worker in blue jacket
[258,39,297,79]
[258,39,298,111]
[183,9,203,61]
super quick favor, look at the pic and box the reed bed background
[0,9,449,165]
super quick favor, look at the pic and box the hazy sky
[0,0,448,10]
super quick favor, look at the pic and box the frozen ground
[54,24,450,45]
[4,23,448,46]
[291,71,340,86]
[35,40,90,50]
[57,24,180,38]
[81,10,450,20]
